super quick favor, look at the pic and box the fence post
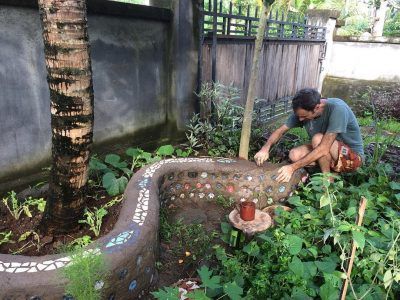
[211,0,217,83]
[306,9,340,91]
[227,1,232,35]
[197,0,205,101]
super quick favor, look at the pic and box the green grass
[357,116,400,134]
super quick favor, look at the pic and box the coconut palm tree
[38,0,94,233]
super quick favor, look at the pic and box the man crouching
[254,88,364,183]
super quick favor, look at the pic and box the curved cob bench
[0,158,307,299]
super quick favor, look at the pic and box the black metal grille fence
[202,0,326,41]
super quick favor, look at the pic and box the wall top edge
[306,9,341,20]
[0,0,173,22]
[333,35,400,45]
[203,35,326,44]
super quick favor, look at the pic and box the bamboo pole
[340,196,368,300]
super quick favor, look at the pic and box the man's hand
[276,164,295,183]
[254,148,269,166]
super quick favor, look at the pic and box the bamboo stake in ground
[340,196,368,300]
[238,1,273,160]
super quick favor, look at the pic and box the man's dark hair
[292,88,321,112]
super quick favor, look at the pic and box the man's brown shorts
[330,141,362,173]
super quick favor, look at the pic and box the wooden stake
[340,196,367,300]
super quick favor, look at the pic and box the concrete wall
[327,36,400,82]
[321,35,400,104]
[0,1,198,183]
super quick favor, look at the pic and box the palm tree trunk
[238,2,272,159]
[38,0,94,234]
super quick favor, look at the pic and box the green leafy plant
[79,207,108,237]
[2,191,45,220]
[187,82,265,157]
[12,231,41,254]
[215,195,235,208]
[102,195,124,209]
[0,231,13,246]
[206,169,400,299]
[125,147,154,170]
[89,154,131,196]
[61,248,108,300]
[151,286,180,299]
[69,235,93,250]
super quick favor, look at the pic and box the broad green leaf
[126,147,142,158]
[156,145,175,157]
[308,247,318,258]
[102,172,119,196]
[198,266,221,290]
[289,256,304,277]
[286,235,303,255]
[352,231,365,251]
[288,196,302,206]
[315,260,337,274]
[89,157,108,172]
[292,288,312,300]
[337,223,352,232]
[320,194,331,208]
[304,261,317,279]
[234,275,244,287]
[151,287,180,299]
[243,241,260,257]
[105,154,127,169]
[223,281,243,300]
[383,270,393,289]
[186,290,210,300]
[105,154,121,165]
[346,206,357,217]
[389,181,400,190]
[117,176,128,193]
[319,282,339,300]
[303,213,312,219]
[395,193,400,201]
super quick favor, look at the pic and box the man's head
[292,88,322,121]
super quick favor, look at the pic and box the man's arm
[276,132,337,182]
[254,124,290,166]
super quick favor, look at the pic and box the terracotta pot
[238,201,256,221]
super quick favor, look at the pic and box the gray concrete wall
[327,36,400,82]
[0,1,198,183]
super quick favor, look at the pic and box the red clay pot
[239,201,256,221]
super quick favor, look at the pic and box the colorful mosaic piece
[226,185,234,193]
[278,185,286,193]
[94,280,105,290]
[119,268,128,280]
[245,175,253,181]
[0,248,100,274]
[136,255,143,266]
[104,223,141,254]
[216,158,236,163]
[129,280,137,291]
[200,172,208,178]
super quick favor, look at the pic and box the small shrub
[187,82,265,157]
[61,248,108,300]
[351,86,400,120]
[79,207,108,237]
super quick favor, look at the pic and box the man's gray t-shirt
[285,98,364,158]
